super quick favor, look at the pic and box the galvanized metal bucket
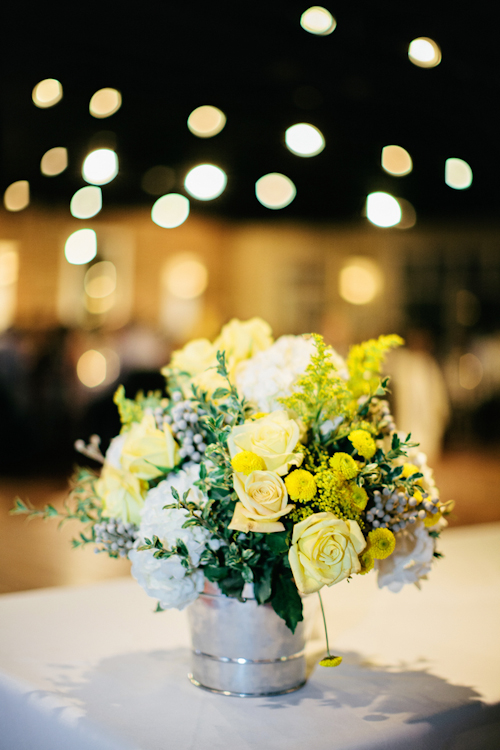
[187,580,306,697]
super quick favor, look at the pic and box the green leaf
[271,570,303,633]
[176,539,189,557]
[45,505,60,518]
[155,602,164,612]
[204,565,229,581]
[265,531,290,556]
[212,388,230,400]
[253,565,273,604]
[217,571,245,599]
[242,565,254,583]
[9,498,31,515]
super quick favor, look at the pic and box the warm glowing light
[366,192,401,227]
[445,158,473,190]
[184,164,227,200]
[381,145,412,176]
[456,290,480,327]
[70,186,102,219]
[82,149,118,185]
[32,78,63,108]
[339,257,382,305]
[77,350,107,387]
[300,6,336,35]
[0,250,18,287]
[89,88,122,118]
[84,261,116,299]
[151,193,190,228]
[396,198,417,229]
[85,294,116,314]
[141,166,175,195]
[255,173,296,210]
[64,229,97,265]
[285,123,325,157]
[408,37,441,68]
[3,181,30,212]
[40,147,68,176]
[459,353,483,390]
[187,105,226,138]
[162,253,208,299]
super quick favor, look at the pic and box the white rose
[227,410,303,475]
[376,521,435,592]
[228,470,294,534]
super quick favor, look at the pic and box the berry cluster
[94,518,138,558]
[162,392,208,463]
[366,487,440,533]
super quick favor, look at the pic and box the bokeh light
[184,164,227,200]
[366,192,402,227]
[141,166,175,196]
[255,173,296,209]
[3,181,30,212]
[445,158,473,190]
[408,37,442,68]
[70,186,102,219]
[381,145,412,176]
[32,79,63,108]
[89,88,122,118]
[285,123,325,157]
[339,257,382,305]
[396,198,417,229]
[187,105,226,138]
[77,350,107,387]
[84,261,116,299]
[459,353,483,390]
[82,149,118,185]
[162,253,208,299]
[151,193,190,228]
[40,147,68,177]
[0,250,18,287]
[300,6,336,35]
[64,229,97,265]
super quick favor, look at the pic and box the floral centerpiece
[13,318,451,673]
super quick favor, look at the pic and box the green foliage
[347,334,404,399]
[271,567,304,633]
[11,468,103,550]
[113,385,144,430]
[279,334,353,440]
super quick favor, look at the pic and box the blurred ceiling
[1,2,498,223]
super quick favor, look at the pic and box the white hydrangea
[129,463,211,610]
[235,335,346,413]
[376,521,435,593]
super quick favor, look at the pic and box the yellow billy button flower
[285,469,317,501]
[367,528,396,559]
[358,549,374,574]
[330,452,359,480]
[350,484,368,511]
[252,412,269,420]
[402,462,421,479]
[348,429,376,460]
[231,451,266,476]
[319,655,343,667]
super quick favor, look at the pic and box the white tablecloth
[1,523,499,750]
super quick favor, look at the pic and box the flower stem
[317,590,331,658]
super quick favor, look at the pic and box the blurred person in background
[386,328,450,463]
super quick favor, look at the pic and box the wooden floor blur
[1,449,499,594]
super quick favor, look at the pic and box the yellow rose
[95,464,147,525]
[227,410,303,476]
[228,470,295,534]
[289,512,366,594]
[166,338,217,377]
[214,317,273,377]
[121,414,180,480]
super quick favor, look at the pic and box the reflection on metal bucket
[187,580,306,697]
